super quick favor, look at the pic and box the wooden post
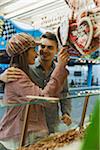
[19,104,31,148]
[79,95,90,129]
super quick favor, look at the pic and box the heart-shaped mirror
[57,18,69,46]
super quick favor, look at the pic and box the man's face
[38,37,58,62]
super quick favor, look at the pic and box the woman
[0,33,69,150]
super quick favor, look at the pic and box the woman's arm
[7,47,70,103]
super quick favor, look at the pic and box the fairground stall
[0,0,100,149]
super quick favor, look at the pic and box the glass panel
[0,92,99,108]
[0,91,99,150]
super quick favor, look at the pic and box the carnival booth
[0,0,100,149]
[15,1,100,150]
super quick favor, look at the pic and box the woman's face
[27,48,38,64]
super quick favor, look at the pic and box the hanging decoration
[0,18,16,41]
[57,0,100,57]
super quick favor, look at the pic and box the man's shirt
[29,58,71,133]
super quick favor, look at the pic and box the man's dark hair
[41,32,58,48]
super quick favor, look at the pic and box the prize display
[18,129,84,150]
[57,0,100,57]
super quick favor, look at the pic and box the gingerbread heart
[69,17,93,56]
[77,10,100,55]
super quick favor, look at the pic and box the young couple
[0,32,72,150]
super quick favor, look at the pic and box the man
[0,32,72,134]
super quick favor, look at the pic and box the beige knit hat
[6,32,39,57]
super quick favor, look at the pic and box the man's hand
[61,114,72,126]
[0,67,22,83]
[58,47,70,67]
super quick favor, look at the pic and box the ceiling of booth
[0,0,70,29]
[0,0,95,31]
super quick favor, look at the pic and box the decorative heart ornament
[69,16,93,56]
[57,13,99,57]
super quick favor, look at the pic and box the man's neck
[40,60,52,73]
